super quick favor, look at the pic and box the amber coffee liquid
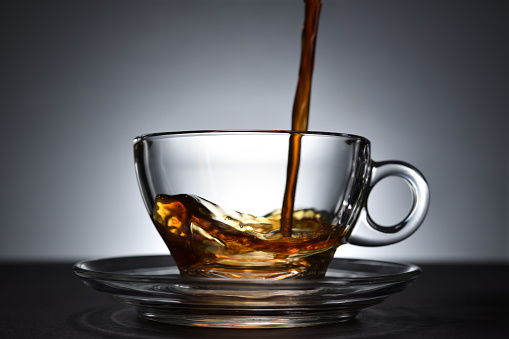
[152,194,345,279]
[151,0,338,279]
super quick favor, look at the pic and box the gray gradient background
[1,0,507,262]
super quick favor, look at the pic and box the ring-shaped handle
[348,161,430,246]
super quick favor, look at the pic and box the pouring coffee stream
[281,0,322,237]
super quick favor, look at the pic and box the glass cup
[134,130,429,279]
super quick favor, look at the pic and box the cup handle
[348,161,430,246]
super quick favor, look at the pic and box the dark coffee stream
[281,0,322,237]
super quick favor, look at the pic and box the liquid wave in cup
[152,194,347,279]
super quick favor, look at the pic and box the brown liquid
[281,0,322,237]
[151,1,328,279]
[152,194,346,279]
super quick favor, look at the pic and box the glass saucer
[73,255,420,328]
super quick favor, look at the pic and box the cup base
[180,265,327,279]
[137,307,358,328]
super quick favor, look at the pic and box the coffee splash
[152,194,346,279]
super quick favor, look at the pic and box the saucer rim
[73,254,421,285]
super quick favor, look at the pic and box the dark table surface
[1,260,507,338]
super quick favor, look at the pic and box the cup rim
[134,130,370,143]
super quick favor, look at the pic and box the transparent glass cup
[134,130,429,279]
